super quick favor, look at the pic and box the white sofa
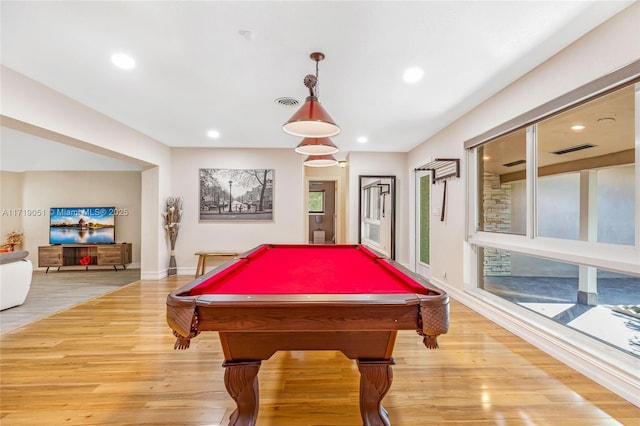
[0,251,33,311]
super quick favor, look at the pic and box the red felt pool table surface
[189,244,428,295]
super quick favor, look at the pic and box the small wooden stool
[195,251,238,278]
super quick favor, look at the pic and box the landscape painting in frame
[199,168,274,221]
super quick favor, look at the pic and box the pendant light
[303,154,338,167]
[283,52,340,139]
[295,137,338,155]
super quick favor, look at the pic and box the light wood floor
[1,275,638,425]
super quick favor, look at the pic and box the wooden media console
[38,243,132,272]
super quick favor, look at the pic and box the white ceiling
[0,1,634,170]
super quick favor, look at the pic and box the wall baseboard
[142,267,198,280]
[140,269,167,280]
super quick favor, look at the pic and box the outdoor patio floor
[482,276,640,357]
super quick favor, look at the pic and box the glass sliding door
[415,170,431,277]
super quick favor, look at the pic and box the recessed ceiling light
[207,129,220,139]
[403,67,424,84]
[570,125,585,131]
[357,136,368,143]
[111,52,135,70]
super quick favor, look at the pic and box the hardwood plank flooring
[1,275,638,425]
[0,269,141,333]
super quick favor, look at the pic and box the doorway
[358,175,396,259]
[308,180,337,244]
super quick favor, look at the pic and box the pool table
[167,244,449,426]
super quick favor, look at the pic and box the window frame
[308,190,325,215]
[466,60,640,276]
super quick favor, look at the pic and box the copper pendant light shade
[294,137,338,155]
[283,96,340,137]
[283,52,340,139]
[303,154,338,167]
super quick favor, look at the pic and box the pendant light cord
[315,58,320,99]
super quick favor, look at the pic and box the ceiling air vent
[552,144,596,155]
[502,159,526,167]
[274,97,299,107]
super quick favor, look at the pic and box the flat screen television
[49,207,116,245]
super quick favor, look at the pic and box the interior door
[415,170,431,277]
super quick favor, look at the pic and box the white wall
[169,148,306,274]
[0,172,24,241]
[0,171,142,268]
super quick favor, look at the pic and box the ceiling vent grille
[274,97,299,107]
[502,159,526,167]
[552,144,596,155]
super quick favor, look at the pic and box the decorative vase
[168,238,177,276]
[163,196,183,277]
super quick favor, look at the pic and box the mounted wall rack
[415,158,460,222]
[416,158,460,184]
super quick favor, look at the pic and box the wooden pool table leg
[357,359,394,426]
[223,360,261,426]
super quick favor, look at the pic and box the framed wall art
[199,168,274,221]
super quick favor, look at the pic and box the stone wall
[482,172,512,276]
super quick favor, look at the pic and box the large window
[308,190,325,214]
[536,84,636,245]
[467,68,639,357]
[477,129,527,235]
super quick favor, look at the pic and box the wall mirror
[358,175,396,259]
